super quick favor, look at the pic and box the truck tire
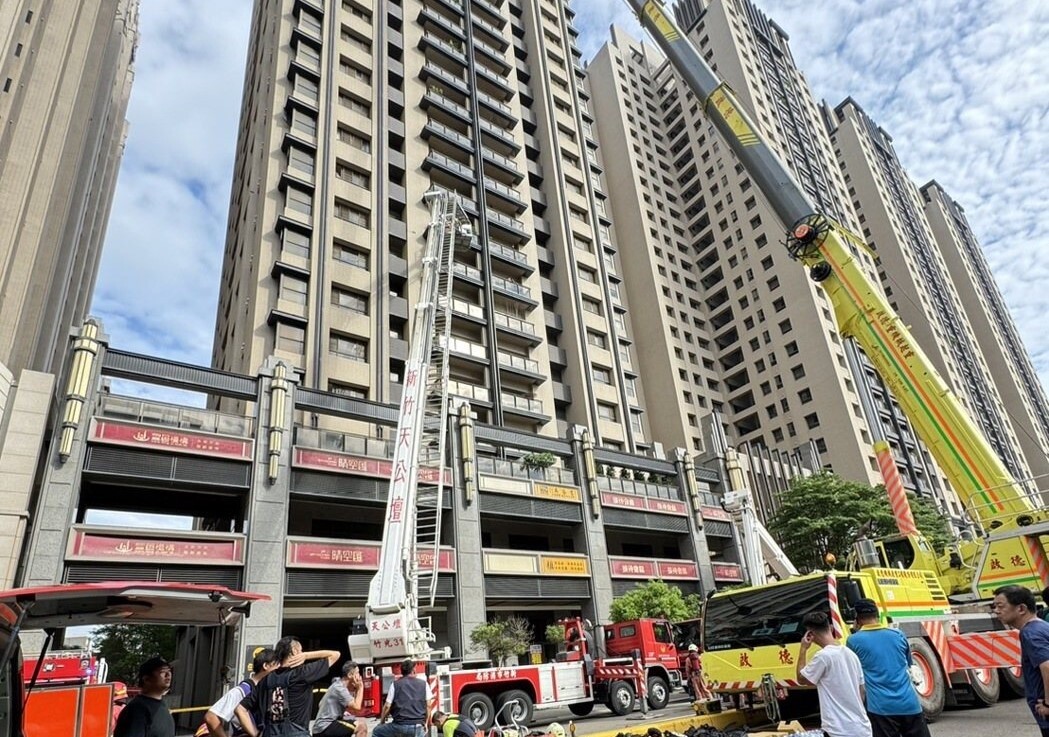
[496,689,534,726]
[999,666,1024,699]
[965,667,1000,707]
[568,702,595,717]
[607,680,635,716]
[646,676,670,710]
[460,692,495,730]
[909,638,946,722]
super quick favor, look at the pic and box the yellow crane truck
[621,0,1049,721]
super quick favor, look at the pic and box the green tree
[469,616,533,665]
[608,580,700,622]
[544,623,565,645]
[93,624,176,683]
[768,471,953,571]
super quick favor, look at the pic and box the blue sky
[92,0,1049,397]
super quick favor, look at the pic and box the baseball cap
[688,644,699,652]
[137,656,173,683]
[853,598,879,616]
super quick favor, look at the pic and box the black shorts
[867,713,930,737]
[313,722,357,737]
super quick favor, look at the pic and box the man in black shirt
[114,656,176,737]
[238,636,340,737]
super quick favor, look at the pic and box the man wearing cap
[113,656,175,737]
[846,598,929,737]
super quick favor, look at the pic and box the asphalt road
[534,691,1038,736]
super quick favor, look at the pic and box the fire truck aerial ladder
[348,189,475,665]
[622,0,1049,601]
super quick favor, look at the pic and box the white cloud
[96,0,1048,401]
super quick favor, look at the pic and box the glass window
[329,381,367,398]
[703,577,832,651]
[336,163,370,188]
[332,287,368,314]
[597,402,617,421]
[280,275,308,304]
[276,323,305,354]
[291,109,317,137]
[282,229,310,259]
[294,74,319,103]
[334,200,369,226]
[333,242,368,269]
[286,187,313,216]
[586,331,607,349]
[288,147,315,177]
[592,367,612,384]
[330,332,367,361]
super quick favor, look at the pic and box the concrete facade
[0,0,138,377]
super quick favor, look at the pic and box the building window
[586,331,607,349]
[293,74,319,103]
[330,332,368,361]
[332,286,368,314]
[296,42,320,68]
[334,242,368,268]
[276,323,305,354]
[582,298,602,315]
[592,366,612,384]
[338,126,371,152]
[287,147,315,177]
[336,163,370,188]
[339,90,371,116]
[297,8,322,35]
[597,403,617,421]
[805,412,820,429]
[334,200,369,226]
[285,187,313,217]
[280,275,308,304]
[282,229,310,259]
[290,109,317,137]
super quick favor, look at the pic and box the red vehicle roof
[0,582,268,629]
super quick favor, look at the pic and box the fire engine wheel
[496,690,534,725]
[568,702,595,717]
[646,676,670,710]
[607,680,636,716]
[460,693,496,730]
[999,666,1025,699]
[909,638,946,722]
[965,666,1000,707]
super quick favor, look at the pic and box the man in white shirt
[796,611,872,737]
[202,649,280,737]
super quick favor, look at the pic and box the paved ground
[549,691,1037,736]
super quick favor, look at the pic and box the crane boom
[349,190,473,663]
[623,0,1037,535]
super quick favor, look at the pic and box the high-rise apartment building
[0,0,137,587]
[827,100,1039,507]
[586,0,956,514]
[0,0,138,377]
[214,0,653,452]
[919,181,1049,496]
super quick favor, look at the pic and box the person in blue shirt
[846,598,930,737]
[993,585,1049,737]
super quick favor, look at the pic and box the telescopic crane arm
[622,0,1037,539]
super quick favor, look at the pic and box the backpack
[195,680,255,737]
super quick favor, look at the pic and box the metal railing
[97,394,253,436]
[493,311,536,336]
[477,456,576,484]
[293,426,394,457]
[500,392,544,414]
[497,350,540,374]
[448,380,490,402]
[595,475,683,501]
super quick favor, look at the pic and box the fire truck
[343,192,686,727]
[22,650,106,687]
[0,581,266,737]
[620,0,1042,721]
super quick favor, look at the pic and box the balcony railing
[453,261,483,281]
[500,392,544,415]
[595,475,683,501]
[448,380,490,403]
[427,150,473,178]
[488,239,528,265]
[294,426,393,457]
[97,394,253,436]
[491,273,532,299]
[497,350,540,374]
[451,297,485,320]
[493,311,536,336]
[447,336,487,360]
[477,456,576,484]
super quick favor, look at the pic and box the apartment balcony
[477,90,517,126]
[452,261,484,285]
[500,393,547,419]
[477,456,576,485]
[419,32,467,68]
[533,216,551,238]
[474,63,514,102]
[422,89,471,124]
[97,394,254,436]
[421,62,470,98]
[481,147,525,184]
[493,311,541,344]
[451,297,485,323]
[487,209,529,243]
[432,0,465,18]
[486,239,532,275]
[498,350,543,382]
[448,379,491,405]
[471,0,505,26]
[418,6,466,41]
[294,426,393,458]
[552,382,572,404]
[423,149,474,185]
[425,119,476,157]
[540,276,558,301]
[447,336,489,363]
[484,178,527,214]
[473,38,511,75]
[548,345,567,366]
[536,244,554,267]
[544,310,562,333]
[478,116,520,154]
[471,14,510,51]
[389,295,409,319]
[491,273,536,305]
[389,253,408,279]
